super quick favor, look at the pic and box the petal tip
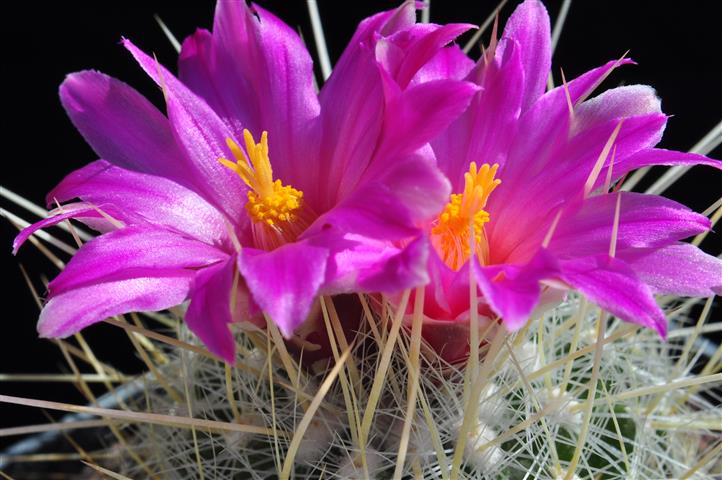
[37,314,65,339]
[654,313,668,340]
[217,346,237,364]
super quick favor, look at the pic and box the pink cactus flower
[416,0,722,360]
[14,2,480,362]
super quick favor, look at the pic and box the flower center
[431,162,500,270]
[220,129,311,250]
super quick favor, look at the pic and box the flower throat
[220,129,312,250]
[431,162,500,270]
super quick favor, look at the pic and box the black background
[1,1,721,448]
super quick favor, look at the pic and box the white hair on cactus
[244,347,268,372]
[221,413,263,451]
[294,407,338,465]
[113,294,722,480]
[457,419,503,473]
[476,382,509,426]
[385,413,437,468]
[539,386,583,427]
[502,339,543,379]
[554,470,582,480]
[335,448,384,479]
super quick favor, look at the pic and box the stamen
[432,162,500,270]
[219,129,311,250]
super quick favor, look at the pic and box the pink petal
[372,77,480,164]
[489,112,667,247]
[49,226,226,296]
[38,273,193,338]
[474,250,558,330]
[549,192,710,258]
[185,256,238,363]
[609,148,722,181]
[311,46,384,211]
[560,255,667,337]
[59,71,186,181]
[310,4,468,212]
[47,160,232,247]
[495,58,634,202]
[314,77,473,239]
[322,234,430,294]
[308,149,450,241]
[495,84,663,198]
[13,202,122,254]
[378,23,475,88]
[500,0,551,112]
[433,37,525,187]
[357,235,430,293]
[623,243,722,297]
[573,85,662,132]
[530,86,666,195]
[238,242,329,337]
[418,252,479,322]
[180,2,319,186]
[123,39,245,222]
[487,85,673,263]
[306,3,416,210]
[411,43,475,84]
[33,219,220,339]
[331,3,416,81]
[178,29,231,124]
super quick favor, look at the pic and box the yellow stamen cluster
[220,129,304,226]
[245,180,303,226]
[220,129,309,250]
[432,162,501,270]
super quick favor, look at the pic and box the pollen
[220,129,310,250]
[244,181,303,225]
[431,162,500,270]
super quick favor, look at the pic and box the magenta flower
[14,2,479,362]
[417,0,722,358]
